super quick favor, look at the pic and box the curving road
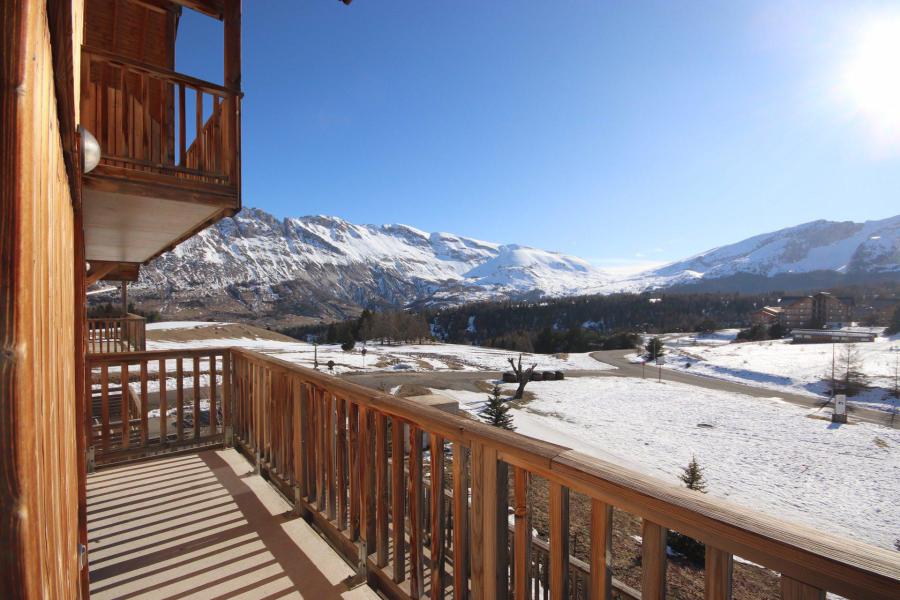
[341,350,898,429]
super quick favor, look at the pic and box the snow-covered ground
[655,329,900,412]
[439,377,900,552]
[145,322,613,374]
[147,321,227,331]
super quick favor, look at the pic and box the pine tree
[645,337,665,361]
[481,385,515,430]
[667,455,707,565]
[679,455,708,492]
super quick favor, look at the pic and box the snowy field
[146,322,613,374]
[638,329,900,412]
[439,377,900,552]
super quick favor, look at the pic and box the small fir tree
[645,337,665,361]
[667,455,707,565]
[679,454,708,492]
[481,385,515,431]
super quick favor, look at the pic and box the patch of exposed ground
[147,322,297,343]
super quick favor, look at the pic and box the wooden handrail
[81,45,239,96]
[227,347,900,600]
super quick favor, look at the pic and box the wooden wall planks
[1,1,82,597]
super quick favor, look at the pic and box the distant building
[791,329,876,344]
[752,292,853,330]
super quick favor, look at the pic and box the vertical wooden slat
[514,468,531,600]
[139,360,148,446]
[222,351,231,435]
[392,418,406,583]
[176,357,184,441]
[178,83,185,164]
[409,427,425,599]
[641,520,668,600]
[195,88,203,171]
[209,354,217,434]
[158,358,167,444]
[292,378,303,492]
[335,396,347,529]
[590,500,613,600]
[348,401,359,540]
[550,482,570,600]
[470,443,485,599]
[364,409,377,554]
[452,442,469,600]
[192,356,201,441]
[705,547,733,600]
[375,413,389,567]
[430,434,446,600]
[780,577,824,600]
[121,363,130,448]
[325,391,335,520]
[100,364,109,451]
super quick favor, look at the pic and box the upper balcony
[79,0,241,273]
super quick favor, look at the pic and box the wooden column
[120,281,127,315]
[223,0,241,188]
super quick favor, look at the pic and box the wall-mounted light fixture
[78,126,101,174]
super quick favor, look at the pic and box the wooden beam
[169,0,224,20]
[85,261,117,285]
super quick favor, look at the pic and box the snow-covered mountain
[630,214,900,288]
[120,210,899,325]
[127,208,614,325]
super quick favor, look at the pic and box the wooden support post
[641,520,668,600]
[375,413,389,567]
[430,434,446,600]
[590,500,613,600]
[550,482,570,600]
[705,547,733,600]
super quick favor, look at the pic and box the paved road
[590,349,899,429]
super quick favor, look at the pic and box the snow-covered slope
[637,215,900,287]
[121,210,899,324]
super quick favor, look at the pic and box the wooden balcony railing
[85,346,900,598]
[228,348,900,600]
[87,348,230,465]
[81,46,240,191]
[87,313,146,353]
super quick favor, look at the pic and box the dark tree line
[283,309,430,345]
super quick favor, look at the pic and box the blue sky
[177,1,900,272]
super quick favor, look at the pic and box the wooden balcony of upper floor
[83,345,900,600]
[88,313,147,353]
[79,0,241,271]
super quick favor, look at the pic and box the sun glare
[839,15,900,148]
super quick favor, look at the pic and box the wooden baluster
[705,547,733,600]
[223,351,231,441]
[471,442,508,600]
[305,383,316,501]
[514,468,531,600]
[193,355,201,441]
[195,88,203,172]
[550,483,570,600]
[336,397,348,530]
[316,389,326,511]
[392,418,406,583]
[140,360,149,446]
[780,576,824,600]
[590,500,613,600]
[641,520,668,600]
[292,378,306,500]
[176,357,184,441]
[166,80,174,165]
[348,401,359,539]
[325,392,335,520]
[375,413,389,567]
[409,427,425,599]
[430,434,446,600]
[178,83,185,165]
[100,364,109,451]
[452,442,469,600]
[209,354,217,435]
[159,358,167,445]
[212,95,221,173]
[121,362,130,448]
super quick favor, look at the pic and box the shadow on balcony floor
[87,449,378,599]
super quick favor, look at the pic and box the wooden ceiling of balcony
[85,0,177,69]
[82,188,226,263]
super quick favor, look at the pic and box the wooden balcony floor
[87,449,379,600]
